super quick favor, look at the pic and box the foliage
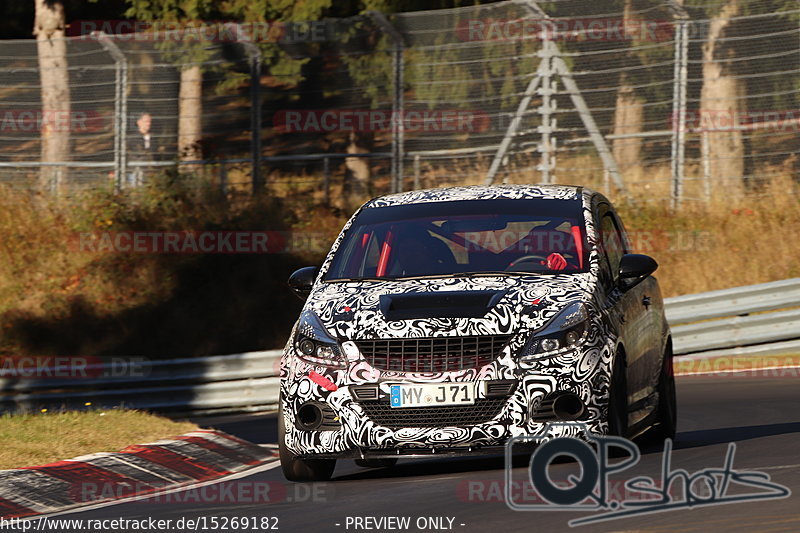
[0,175,335,358]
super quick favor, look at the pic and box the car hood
[304,274,595,340]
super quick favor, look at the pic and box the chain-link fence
[0,0,797,205]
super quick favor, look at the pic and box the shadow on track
[333,422,800,482]
[672,421,800,450]
[334,454,524,482]
[195,413,278,445]
[197,415,800,482]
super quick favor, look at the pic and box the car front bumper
[280,336,615,458]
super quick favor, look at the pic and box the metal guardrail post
[485,0,549,186]
[553,47,625,192]
[484,73,542,186]
[94,31,128,192]
[670,19,689,209]
[537,29,556,185]
[486,1,624,192]
[368,11,405,193]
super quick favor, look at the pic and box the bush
[0,174,339,358]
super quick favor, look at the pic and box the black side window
[600,213,626,283]
[593,202,612,288]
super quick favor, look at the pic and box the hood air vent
[379,290,506,321]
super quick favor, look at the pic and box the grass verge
[0,409,198,470]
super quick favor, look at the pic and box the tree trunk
[612,83,644,174]
[178,65,203,161]
[343,131,372,207]
[34,0,70,194]
[612,0,644,176]
[701,0,744,197]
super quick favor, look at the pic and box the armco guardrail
[670,308,800,355]
[664,278,800,324]
[1,279,798,415]
[0,350,282,416]
[664,278,800,355]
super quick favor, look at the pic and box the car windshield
[324,198,588,281]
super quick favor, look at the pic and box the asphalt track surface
[65,374,800,533]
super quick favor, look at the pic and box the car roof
[363,184,595,208]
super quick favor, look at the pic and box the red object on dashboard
[571,225,584,269]
[376,229,394,276]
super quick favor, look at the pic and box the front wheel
[278,398,336,482]
[607,353,628,438]
[650,344,677,442]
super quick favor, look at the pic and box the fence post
[323,156,330,205]
[219,160,227,195]
[52,167,61,196]
[393,44,405,193]
[241,42,263,194]
[485,72,542,186]
[95,31,127,192]
[554,46,625,192]
[369,12,405,193]
[670,19,689,209]
[537,29,556,185]
[702,131,711,201]
[485,1,623,192]
[413,154,421,190]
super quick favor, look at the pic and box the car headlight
[519,301,589,361]
[294,310,346,368]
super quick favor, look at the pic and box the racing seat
[388,229,457,276]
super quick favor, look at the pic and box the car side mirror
[288,266,318,300]
[618,254,658,292]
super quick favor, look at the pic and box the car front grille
[354,335,513,372]
[358,398,507,428]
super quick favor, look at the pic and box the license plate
[390,383,476,408]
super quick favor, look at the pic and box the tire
[650,344,677,442]
[278,397,336,482]
[355,458,398,469]
[607,353,628,438]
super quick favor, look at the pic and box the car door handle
[642,296,651,309]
